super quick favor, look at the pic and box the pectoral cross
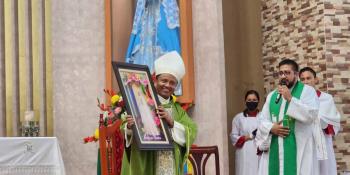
[283,116,294,128]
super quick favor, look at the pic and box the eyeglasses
[278,70,293,76]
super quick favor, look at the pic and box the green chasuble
[269,81,304,175]
[120,101,197,175]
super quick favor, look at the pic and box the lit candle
[24,111,34,121]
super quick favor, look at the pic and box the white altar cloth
[0,137,65,175]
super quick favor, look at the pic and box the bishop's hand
[157,106,174,128]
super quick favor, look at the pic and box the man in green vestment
[255,59,320,175]
[120,51,197,175]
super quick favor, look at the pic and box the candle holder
[21,121,40,137]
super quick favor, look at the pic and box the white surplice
[255,84,320,175]
[230,112,259,175]
[318,91,341,175]
[258,152,269,175]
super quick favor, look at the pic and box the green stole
[162,102,197,175]
[268,81,304,175]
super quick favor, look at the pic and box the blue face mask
[246,101,258,111]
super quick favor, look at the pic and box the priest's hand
[126,115,134,129]
[270,121,289,137]
[157,106,174,128]
[278,85,292,102]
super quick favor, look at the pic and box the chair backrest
[99,119,124,175]
[188,145,220,175]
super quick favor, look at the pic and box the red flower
[83,137,90,143]
[83,136,97,144]
[181,103,192,111]
[118,100,125,107]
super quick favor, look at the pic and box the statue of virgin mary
[125,0,181,72]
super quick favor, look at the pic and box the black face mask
[246,101,258,111]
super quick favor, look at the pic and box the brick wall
[324,0,350,171]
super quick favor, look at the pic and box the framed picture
[112,62,173,150]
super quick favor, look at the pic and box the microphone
[275,79,288,104]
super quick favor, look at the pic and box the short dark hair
[278,59,299,72]
[299,67,316,78]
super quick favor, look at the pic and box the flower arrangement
[83,74,191,144]
[83,89,125,144]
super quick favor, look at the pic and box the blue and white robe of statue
[126,0,181,72]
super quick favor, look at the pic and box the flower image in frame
[121,71,165,141]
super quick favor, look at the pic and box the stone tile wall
[324,0,350,171]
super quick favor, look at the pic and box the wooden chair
[99,119,124,175]
[188,145,220,175]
